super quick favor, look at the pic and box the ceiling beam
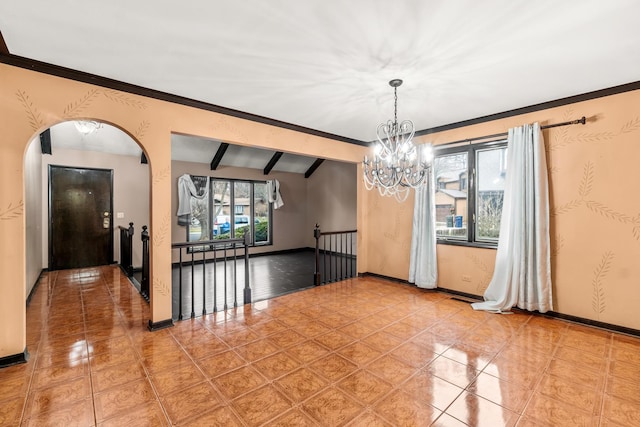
[263,151,283,175]
[141,152,148,164]
[0,31,9,55]
[210,143,229,170]
[304,158,324,178]
[39,129,52,155]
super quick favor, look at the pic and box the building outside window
[434,141,507,246]
[187,177,271,246]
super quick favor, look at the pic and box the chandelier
[363,79,432,202]
[74,120,102,136]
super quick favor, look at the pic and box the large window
[434,141,507,246]
[187,176,272,246]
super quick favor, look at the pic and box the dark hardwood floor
[135,250,355,321]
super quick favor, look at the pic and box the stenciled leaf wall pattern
[153,166,171,185]
[16,90,44,131]
[101,89,147,110]
[547,114,640,152]
[592,251,613,315]
[465,253,493,293]
[551,162,640,239]
[153,276,170,297]
[133,120,151,141]
[0,201,24,221]
[62,89,100,118]
[63,88,149,119]
[153,214,170,248]
[546,109,640,324]
[551,234,565,258]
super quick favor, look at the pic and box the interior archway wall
[0,63,367,359]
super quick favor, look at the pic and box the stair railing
[313,224,357,285]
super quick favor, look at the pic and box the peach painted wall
[0,63,366,359]
[365,89,640,331]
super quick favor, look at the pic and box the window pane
[212,180,231,239]
[233,182,251,238]
[254,182,270,244]
[187,177,210,242]
[476,146,507,241]
[434,153,468,239]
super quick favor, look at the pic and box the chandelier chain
[394,86,398,127]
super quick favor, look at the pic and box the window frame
[434,139,507,249]
[186,176,273,248]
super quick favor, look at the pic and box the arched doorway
[24,119,150,297]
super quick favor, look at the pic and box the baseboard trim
[249,247,313,258]
[148,319,174,332]
[360,272,416,287]
[0,348,29,369]
[545,311,640,337]
[26,269,47,307]
[361,272,640,337]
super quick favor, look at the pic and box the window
[187,176,272,246]
[434,141,507,246]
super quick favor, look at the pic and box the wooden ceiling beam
[304,158,324,178]
[210,143,229,170]
[263,151,283,175]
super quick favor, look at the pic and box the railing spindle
[233,243,238,308]
[202,249,206,316]
[312,226,357,286]
[178,249,183,321]
[213,248,218,313]
[243,231,252,304]
[141,225,149,301]
[223,245,228,311]
[170,236,251,322]
[190,250,195,319]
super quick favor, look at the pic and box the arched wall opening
[23,119,151,299]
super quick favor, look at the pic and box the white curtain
[177,174,209,216]
[266,179,284,209]
[472,123,552,313]
[409,145,437,289]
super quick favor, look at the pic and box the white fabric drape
[177,174,209,216]
[266,179,284,210]
[472,123,552,313]
[409,145,438,289]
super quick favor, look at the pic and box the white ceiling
[3,1,640,144]
[49,121,142,157]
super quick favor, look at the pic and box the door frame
[48,165,114,270]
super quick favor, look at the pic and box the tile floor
[1,266,640,426]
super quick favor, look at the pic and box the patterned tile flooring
[1,266,640,426]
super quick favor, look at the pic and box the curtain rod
[433,116,586,149]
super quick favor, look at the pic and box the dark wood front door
[49,166,113,270]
